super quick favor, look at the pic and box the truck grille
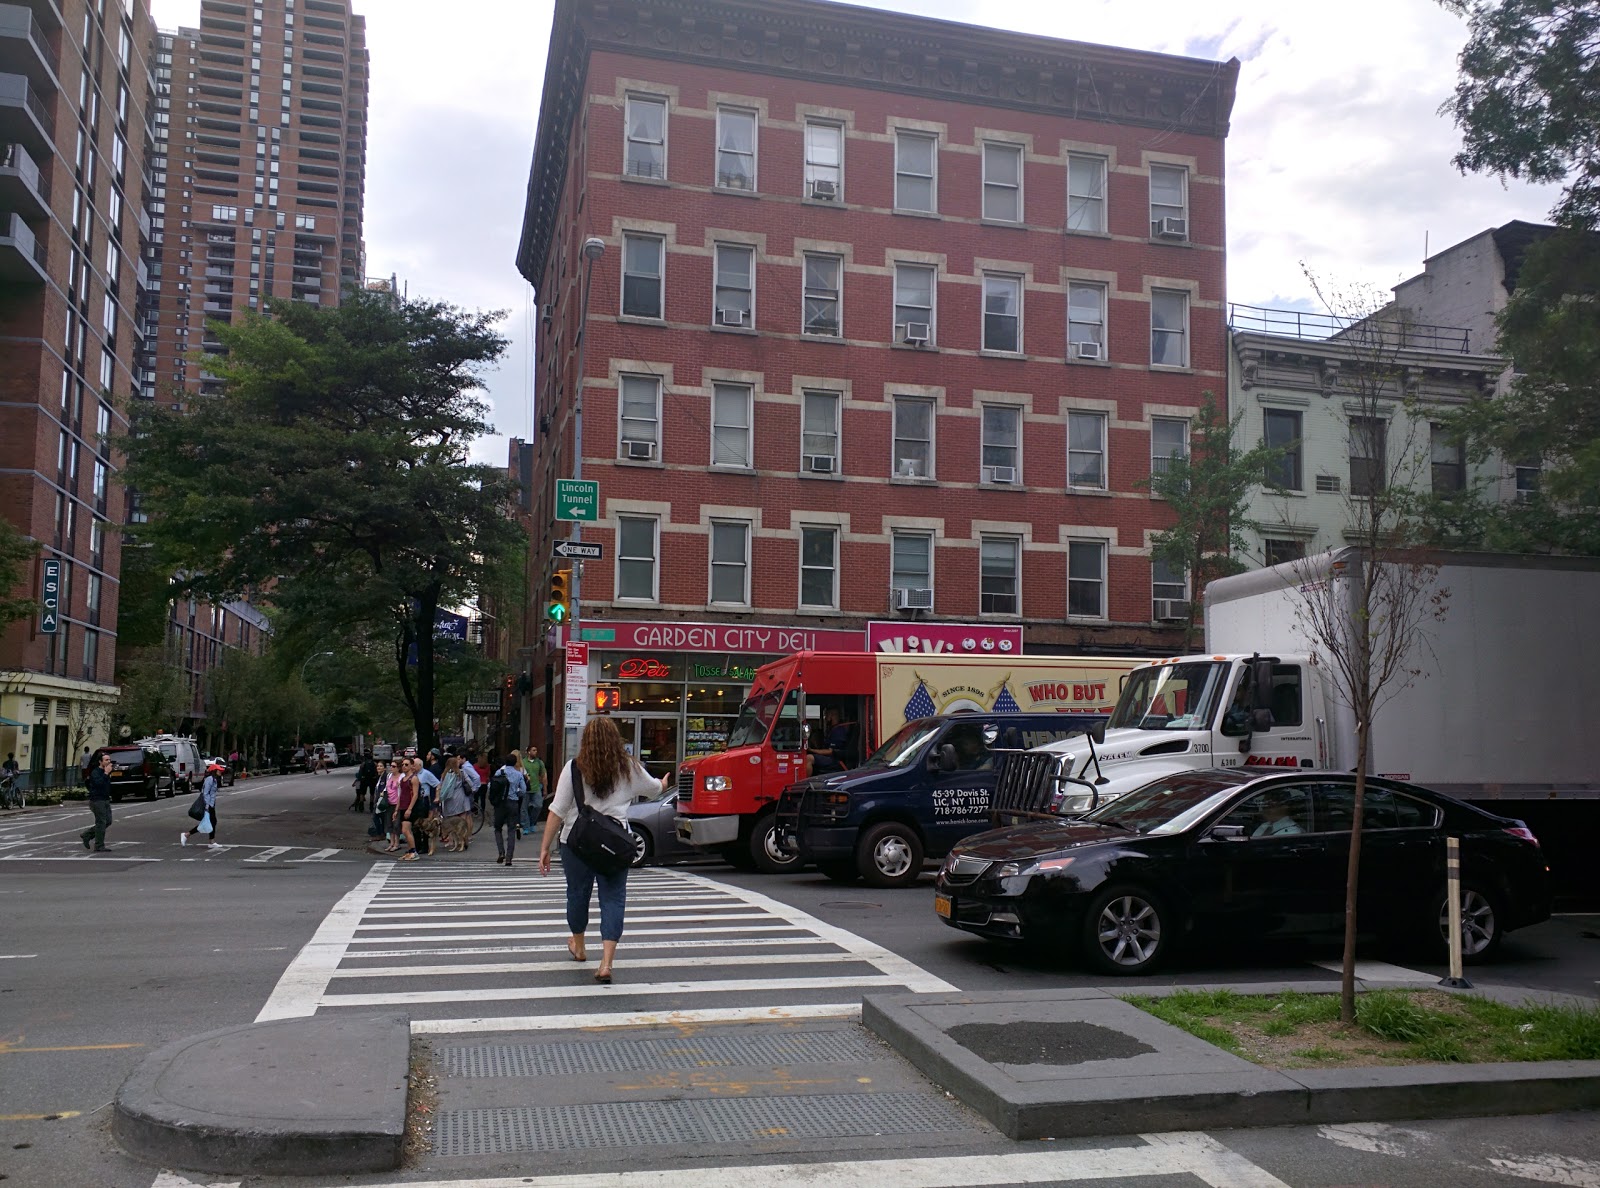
[676,767,695,805]
[991,751,1062,824]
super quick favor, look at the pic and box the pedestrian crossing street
[256,860,957,1033]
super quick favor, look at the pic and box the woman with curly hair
[539,717,670,984]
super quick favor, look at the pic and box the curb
[114,1012,410,1176]
[863,985,1600,1140]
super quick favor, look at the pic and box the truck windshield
[1108,661,1230,732]
[725,684,803,749]
[865,719,944,769]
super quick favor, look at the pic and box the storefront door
[634,717,680,781]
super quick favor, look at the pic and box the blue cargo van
[775,711,1105,888]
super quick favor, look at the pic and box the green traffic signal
[548,601,568,623]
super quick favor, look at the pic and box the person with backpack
[539,718,670,984]
[353,754,378,813]
[491,755,526,866]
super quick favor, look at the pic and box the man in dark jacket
[353,755,378,812]
[80,751,114,852]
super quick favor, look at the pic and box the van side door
[925,720,999,857]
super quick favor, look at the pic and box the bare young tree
[1288,271,1452,1022]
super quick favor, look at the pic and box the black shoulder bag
[565,761,635,874]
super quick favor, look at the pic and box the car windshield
[864,719,943,769]
[726,684,785,748]
[1108,661,1231,732]
[1080,773,1245,835]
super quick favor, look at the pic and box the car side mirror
[931,743,957,773]
[1209,824,1247,841]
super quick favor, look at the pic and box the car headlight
[994,855,1076,878]
[703,775,731,792]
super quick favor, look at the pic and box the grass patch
[1124,989,1600,1070]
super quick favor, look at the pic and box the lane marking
[344,923,812,947]
[0,1110,83,1121]
[0,1042,144,1054]
[1487,1152,1600,1187]
[343,937,836,960]
[242,847,294,863]
[290,847,344,862]
[323,974,908,1009]
[330,952,877,979]
[351,910,778,932]
[255,863,391,1022]
[0,953,38,959]
[411,1003,861,1035]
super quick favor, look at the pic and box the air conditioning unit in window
[896,458,925,478]
[625,440,656,461]
[716,307,747,327]
[1074,341,1103,360]
[804,454,835,474]
[1153,598,1191,622]
[1154,216,1188,240]
[809,178,838,200]
[1315,474,1341,494]
[895,587,934,611]
[900,322,931,345]
[986,465,1017,484]
[540,304,553,326]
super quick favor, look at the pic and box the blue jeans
[521,791,543,830]
[560,840,628,942]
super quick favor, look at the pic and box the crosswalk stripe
[322,974,907,1008]
[352,910,777,931]
[328,952,876,979]
[341,936,838,960]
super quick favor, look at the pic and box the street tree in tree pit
[121,292,526,757]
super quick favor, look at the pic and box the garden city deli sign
[599,622,865,654]
[866,621,1022,655]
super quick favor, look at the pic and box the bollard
[1438,835,1473,989]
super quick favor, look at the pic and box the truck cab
[777,711,1107,887]
[995,654,1327,820]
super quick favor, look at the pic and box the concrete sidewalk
[111,980,1600,1176]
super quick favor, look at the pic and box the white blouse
[547,759,663,844]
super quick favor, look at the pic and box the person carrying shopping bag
[539,718,670,984]
[183,762,224,847]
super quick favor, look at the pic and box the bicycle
[0,772,24,810]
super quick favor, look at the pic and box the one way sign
[554,540,603,560]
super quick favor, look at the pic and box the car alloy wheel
[630,827,651,868]
[1084,887,1167,974]
[1438,885,1501,960]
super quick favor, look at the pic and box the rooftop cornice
[516,0,1240,284]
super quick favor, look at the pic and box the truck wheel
[1080,884,1171,976]
[857,822,924,888]
[817,860,861,883]
[750,815,803,874]
[630,828,652,868]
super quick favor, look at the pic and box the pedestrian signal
[593,684,622,714]
[547,568,572,623]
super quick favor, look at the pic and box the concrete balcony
[0,4,58,92]
[0,70,49,157]
[0,138,47,219]
[0,209,47,284]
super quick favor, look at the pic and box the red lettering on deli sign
[618,657,672,679]
[604,622,866,654]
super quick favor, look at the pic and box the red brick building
[512,0,1238,769]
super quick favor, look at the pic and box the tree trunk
[1340,714,1370,1024]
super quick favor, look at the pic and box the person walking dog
[539,718,670,984]
[80,751,114,852]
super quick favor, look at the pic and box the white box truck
[993,549,1599,894]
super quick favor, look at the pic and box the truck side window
[1268,666,1302,728]
[770,689,805,752]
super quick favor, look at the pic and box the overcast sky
[149,0,1562,464]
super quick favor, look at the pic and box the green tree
[1438,0,1600,551]
[121,292,526,755]
[1138,391,1283,647]
[0,515,40,631]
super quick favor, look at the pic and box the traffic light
[592,684,621,714]
[547,568,572,624]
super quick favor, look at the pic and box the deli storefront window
[592,652,774,770]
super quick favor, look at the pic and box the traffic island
[862,982,1600,1139]
[113,1012,410,1176]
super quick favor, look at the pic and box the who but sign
[39,559,61,634]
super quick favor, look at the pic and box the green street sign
[580,627,616,642]
[555,479,599,522]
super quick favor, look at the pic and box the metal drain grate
[442,1029,879,1078]
[434,1092,971,1155]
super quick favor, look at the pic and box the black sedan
[934,769,1551,975]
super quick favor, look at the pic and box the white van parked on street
[137,734,205,793]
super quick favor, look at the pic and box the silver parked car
[627,787,693,867]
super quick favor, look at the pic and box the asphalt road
[1,772,1596,1188]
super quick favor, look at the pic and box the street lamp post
[296,651,334,750]
[563,236,606,760]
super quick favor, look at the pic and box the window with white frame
[892,396,934,478]
[1150,289,1189,367]
[893,263,935,344]
[804,121,842,200]
[624,95,667,179]
[1067,540,1106,618]
[1349,415,1387,497]
[711,383,752,467]
[981,404,1020,483]
[894,130,936,212]
[715,106,756,190]
[802,253,841,336]
[891,532,933,598]
[799,526,838,608]
[621,234,664,319]
[617,516,658,601]
[709,520,750,605]
[713,243,754,327]
[1263,408,1303,490]
[1067,411,1106,489]
[1068,282,1106,358]
[980,536,1020,615]
[1263,539,1305,567]
[1067,154,1106,233]
[981,273,1022,353]
[982,141,1023,222]
[1431,422,1466,494]
[618,374,661,460]
[1152,556,1189,616]
[801,390,840,472]
[1149,164,1188,237]
[1151,417,1189,476]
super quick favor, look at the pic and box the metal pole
[1439,834,1472,989]
[564,238,606,761]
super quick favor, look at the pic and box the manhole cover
[946,1021,1155,1066]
